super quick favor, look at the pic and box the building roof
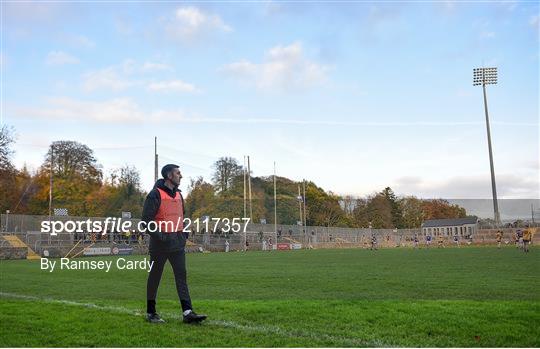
[422,217,478,228]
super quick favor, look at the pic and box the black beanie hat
[161,164,179,179]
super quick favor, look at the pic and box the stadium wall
[0,214,537,259]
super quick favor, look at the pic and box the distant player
[225,240,230,253]
[437,235,444,248]
[523,226,534,253]
[425,234,432,248]
[517,229,524,250]
[370,233,378,250]
[496,230,503,249]
[413,234,419,249]
[453,234,460,247]
[262,239,267,251]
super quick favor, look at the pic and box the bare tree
[322,200,343,227]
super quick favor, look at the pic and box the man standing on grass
[142,164,207,324]
[437,235,444,248]
[496,230,503,249]
[517,229,524,250]
[522,225,534,253]
[370,233,378,250]
[515,229,523,249]
[426,234,432,248]
[453,234,460,247]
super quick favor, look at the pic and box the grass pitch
[1,247,539,347]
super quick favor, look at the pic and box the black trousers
[146,251,193,312]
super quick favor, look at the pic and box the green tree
[0,125,18,213]
[400,196,424,228]
[352,192,393,228]
[37,141,103,216]
[382,187,404,228]
[367,193,393,228]
[304,183,349,227]
[185,176,215,218]
[352,198,370,227]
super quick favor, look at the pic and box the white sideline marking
[0,291,388,347]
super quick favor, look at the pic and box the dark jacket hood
[153,178,181,195]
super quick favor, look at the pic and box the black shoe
[147,312,165,323]
[183,311,207,324]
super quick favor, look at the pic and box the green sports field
[1,247,539,347]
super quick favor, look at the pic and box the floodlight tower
[473,67,500,225]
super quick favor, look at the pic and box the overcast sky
[2,1,539,200]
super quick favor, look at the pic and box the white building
[421,217,478,237]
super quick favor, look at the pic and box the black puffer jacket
[142,179,188,253]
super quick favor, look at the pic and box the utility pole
[298,184,303,226]
[243,156,247,219]
[48,144,53,220]
[247,156,253,221]
[303,179,307,227]
[274,161,277,235]
[473,67,500,225]
[154,137,158,183]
